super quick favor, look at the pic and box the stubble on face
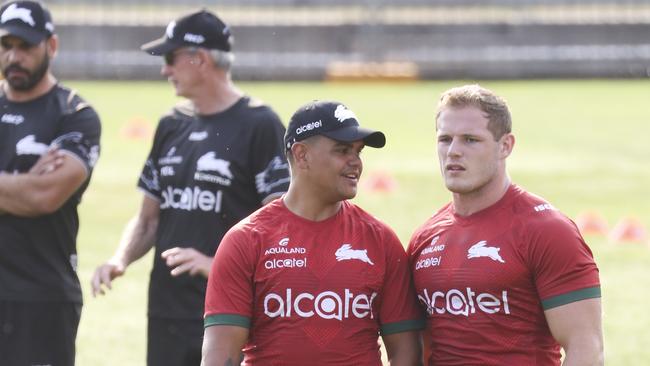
[1,46,50,91]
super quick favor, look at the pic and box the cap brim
[322,126,386,148]
[0,25,46,45]
[141,36,182,55]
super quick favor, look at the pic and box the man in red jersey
[408,84,603,365]
[202,100,425,365]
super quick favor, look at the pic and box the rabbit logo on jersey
[467,241,505,263]
[195,151,233,186]
[264,288,377,321]
[16,135,48,155]
[335,244,374,265]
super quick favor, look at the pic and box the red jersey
[205,199,424,365]
[408,184,600,366]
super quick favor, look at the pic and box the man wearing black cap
[202,101,424,365]
[0,1,101,365]
[90,9,289,366]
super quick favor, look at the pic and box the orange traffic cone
[120,117,153,140]
[575,211,608,236]
[364,171,397,193]
[608,217,648,244]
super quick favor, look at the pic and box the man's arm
[545,298,604,366]
[91,194,160,296]
[159,187,283,279]
[0,150,86,216]
[201,325,249,366]
[382,330,423,366]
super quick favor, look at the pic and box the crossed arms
[0,149,86,216]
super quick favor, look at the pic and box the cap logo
[295,120,322,135]
[334,105,356,123]
[165,20,176,39]
[1,4,35,26]
[184,32,205,44]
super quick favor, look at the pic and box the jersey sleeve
[204,225,257,329]
[54,105,101,174]
[377,228,426,335]
[136,118,169,199]
[526,214,601,310]
[248,109,290,202]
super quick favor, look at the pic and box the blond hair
[436,84,512,140]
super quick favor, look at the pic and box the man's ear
[499,133,515,159]
[290,142,310,170]
[46,34,58,58]
[196,48,211,68]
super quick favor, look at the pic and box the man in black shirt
[91,9,290,366]
[0,1,101,365]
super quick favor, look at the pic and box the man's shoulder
[414,203,453,232]
[165,100,195,120]
[342,201,397,235]
[232,198,283,225]
[510,185,571,224]
[156,100,196,131]
[225,199,285,241]
[508,185,579,239]
[50,84,97,116]
[236,96,282,125]
[408,202,453,251]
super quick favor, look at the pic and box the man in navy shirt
[91,9,289,366]
[0,1,101,365]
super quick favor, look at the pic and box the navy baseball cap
[0,0,54,45]
[141,9,232,55]
[285,100,386,151]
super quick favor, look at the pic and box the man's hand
[161,247,212,278]
[91,259,127,297]
[29,147,65,175]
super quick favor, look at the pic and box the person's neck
[452,176,511,217]
[191,77,243,116]
[3,73,56,102]
[283,184,343,222]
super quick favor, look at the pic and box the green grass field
[69,80,650,365]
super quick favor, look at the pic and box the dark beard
[2,53,50,91]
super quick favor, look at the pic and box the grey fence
[43,1,650,80]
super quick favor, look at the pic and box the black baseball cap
[141,9,232,55]
[285,100,386,151]
[0,0,54,45]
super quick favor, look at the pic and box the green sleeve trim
[380,318,426,335]
[204,314,251,329]
[542,286,601,310]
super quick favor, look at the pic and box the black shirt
[138,96,290,319]
[0,83,101,303]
